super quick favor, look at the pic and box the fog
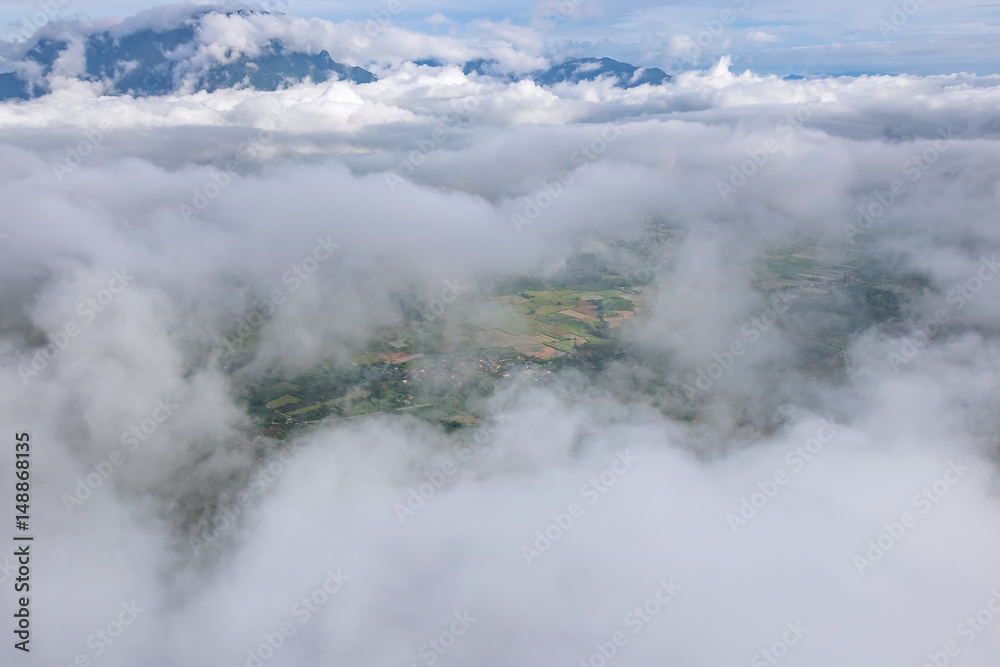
[1,6,1000,667]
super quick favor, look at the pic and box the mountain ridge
[0,8,671,100]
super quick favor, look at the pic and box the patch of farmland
[266,395,301,410]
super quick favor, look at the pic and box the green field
[266,395,301,409]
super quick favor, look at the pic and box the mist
[1,4,1000,667]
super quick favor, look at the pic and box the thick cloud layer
[1,17,1000,667]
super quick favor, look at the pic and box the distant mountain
[0,6,669,102]
[197,40,375,93]
[462,58,501,77]
[783,71,895,80]
[460,56,671,88]
[0,9,376,100]
[534,57,671,88]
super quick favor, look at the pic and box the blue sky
[1,0,998,75]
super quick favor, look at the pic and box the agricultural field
[238,230,938,441]
[241,282,643,434]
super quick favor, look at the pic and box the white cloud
[747,30,780,43]
[2,8,1000,666]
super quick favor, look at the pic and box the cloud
[2,8,1000,667]
[747,30,780,44]
[667,33,696,58]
